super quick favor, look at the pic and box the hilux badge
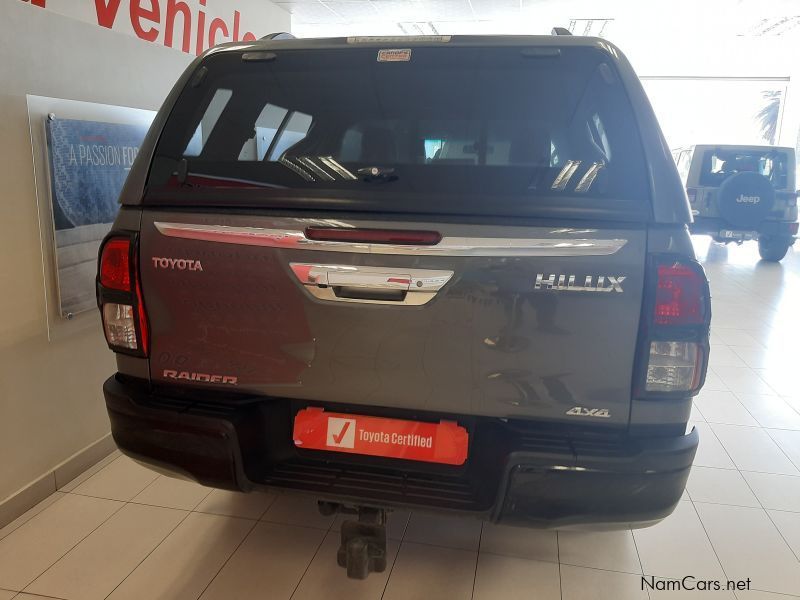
[535,274,625,293]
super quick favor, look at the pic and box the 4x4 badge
[566,407,611,418]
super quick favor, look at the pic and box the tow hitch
[318,502,388,579]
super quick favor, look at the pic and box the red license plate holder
[292,407,468,466]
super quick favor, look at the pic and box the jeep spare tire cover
[717,172,775,228]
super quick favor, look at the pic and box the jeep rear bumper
[691,217,798,240]
[104,375,698,528]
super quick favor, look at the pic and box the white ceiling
[277,0,800,40]
[269,1,800,153]
[276,0,800,35]
[275,0,800,78]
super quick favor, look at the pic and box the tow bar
[318,502,388,579]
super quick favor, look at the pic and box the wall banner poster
[45,117,150,317]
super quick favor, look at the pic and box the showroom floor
[2,238,800,600]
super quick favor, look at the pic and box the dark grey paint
[138,212,647,425]
[109,35,704,432]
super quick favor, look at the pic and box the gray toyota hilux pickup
[97,33,710,578]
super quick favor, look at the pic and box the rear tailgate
[136,40,657,426]
[140,212,645,425]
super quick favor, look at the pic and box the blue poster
[46,117,150,316]
[47,118,149,230]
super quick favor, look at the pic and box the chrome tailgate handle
[290,263,453,305]
[327,271,411,290]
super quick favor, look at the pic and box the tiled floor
[2,237,800,599]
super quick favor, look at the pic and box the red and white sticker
[377,48,412,62]
[293,407,468,465]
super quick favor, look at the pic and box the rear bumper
[104,375,698,528]
[691,216,798,239]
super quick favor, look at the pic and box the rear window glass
[148,46,651,215]
[699,149,790,189]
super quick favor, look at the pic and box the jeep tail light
[638,257,710,397]
[98,235,149,356]
[686,188,697,203]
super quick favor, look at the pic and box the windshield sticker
[378,49,412,62]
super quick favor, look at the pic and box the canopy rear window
[147,45,651,217]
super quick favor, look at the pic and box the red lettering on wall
[233,9,241,41]
[27,0,263,56]
[232,10,256,42]
[94,0,122,28]
[130,0,161,42]
[195,0,207,55]
[208,17,229,46]
[165,0,192,53]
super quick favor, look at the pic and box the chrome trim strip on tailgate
[154,222,628,257]
[290,263,454,305]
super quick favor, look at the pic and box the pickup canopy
[146,44,652,220]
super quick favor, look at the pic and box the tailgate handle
[290,263,453,306]
[327,271,411,290]
[333,286,407,302]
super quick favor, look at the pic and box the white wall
[20,0,291,56]
[0,0,290,504]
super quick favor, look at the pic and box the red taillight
[134,251,149,354]
[640,258,710,396]
[654,263,706,326]
[789,222,799,236]
[100,238,131,291]
[98,235,148,356]
[305,227,442,245]
[686,188,697,203]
